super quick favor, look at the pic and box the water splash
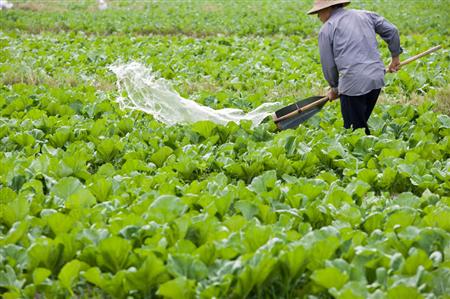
[109,62,281,127]
[0,0,13,9]
[97,0,107,10]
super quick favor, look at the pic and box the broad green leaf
[284,135,297,156]
[10,175,26,192]
[156,277,195,299]
[387,284,423,299]
[385,209,418,231]
[0,187,17,204]
[150,146,174,167]
[58,259,88,293]
[126,253,168,291]
[49,126,72,148]
[117,118,134,135]
[121,158,154,173]
[234,252,278,298]
[294,179,328,200]
[82,267,105,288]
[242,222,272,252]
[11,133,35,147]
[362,212,383,233]
[311,267,349,289]
[376,167,397,190]
[90,119,107,137]
[234,200,259,220]
[0,244,27,271]
[192,121,217,138]
[97,236,131,273]
[357,168,378,184]
[214,193,233,217]
[0,221,28,246]
[336,203,362,227]
[28,240,64,273]
[234,266,254,298]
[216,232,244,260]
[51,177,83,202]
[146,195,187,223]
[329,281,368,299]
[65,188,96,209]
[430,268,450,296]
[345,180,371,199]
[32,267,51,285]
[89,177,113,202]
[167,253,208,280]
[248,170,277,194]
[279,245,307,281]
[394,192,421,208]
[403,248,432,275]
[422,208,450,230]
[96,137,123,162]
[0,265,25,293]
[1,196,29,227]
[195,242,217,266]
[303,231,340,270]
[249,252,278,286]
[325,186,353,207]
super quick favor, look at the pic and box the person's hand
[388,56,401,73]
[327,88,339,101]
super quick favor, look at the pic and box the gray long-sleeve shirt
[319,8,402,96]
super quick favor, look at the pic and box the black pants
[340,89,381,135]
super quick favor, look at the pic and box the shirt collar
[328,7,345,21]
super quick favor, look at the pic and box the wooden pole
[273,45,443,123]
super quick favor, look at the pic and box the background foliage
[0,1,449,298]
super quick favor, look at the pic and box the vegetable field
[1,1,449,298]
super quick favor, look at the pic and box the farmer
[308,0,402,134]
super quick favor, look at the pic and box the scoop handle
[387,45,442,72]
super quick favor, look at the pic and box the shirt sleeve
[318,26,339,90]
[368,12,403,57]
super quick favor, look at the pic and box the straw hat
[307,0,351,15]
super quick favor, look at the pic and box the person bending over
[308,0,402,134]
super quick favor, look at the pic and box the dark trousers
[340,89,381,135]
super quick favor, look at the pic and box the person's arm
[319,26,339,99]
[369,12,403,72]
